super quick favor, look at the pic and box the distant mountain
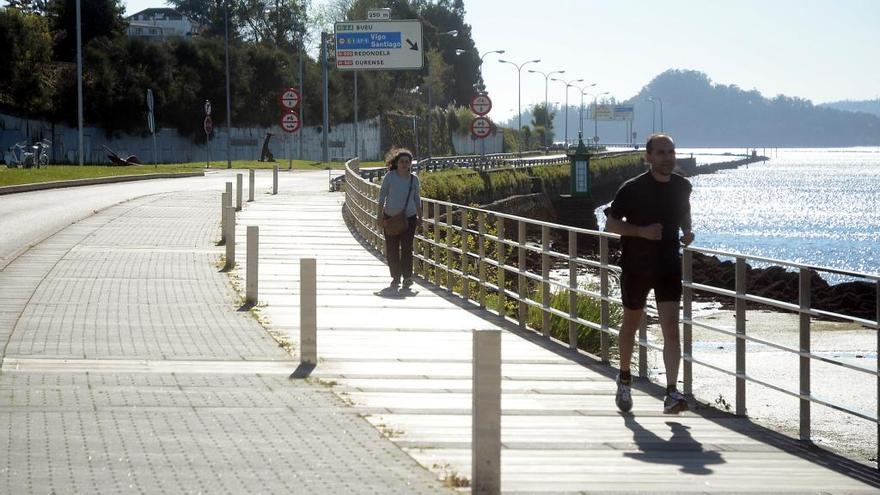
[819,99,880,118]
[507,70,880,147]
[621,70,880,147]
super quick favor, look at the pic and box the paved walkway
[2,170,879,493]
[231,171,880,493]
[0,179,452,493]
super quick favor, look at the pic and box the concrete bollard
[220,192,229,245]
[472,329,502,495]
[236,173,243,211]
[246,226,259,304]
[300,258,317,364]
[224,206,235,269]
[272,165,279,195]
[248,169,255,202]
[225,182,232,206]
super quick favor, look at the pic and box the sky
[124,0,880,121]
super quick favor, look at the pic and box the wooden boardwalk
[233,171,880,493]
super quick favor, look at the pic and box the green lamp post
[569,131,591,197]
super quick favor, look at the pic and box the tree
[530,102,555,145]
[47,0,126,61]
[4,0,51,15]
[0,8,54,114]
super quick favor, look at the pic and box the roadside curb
[0,171,205,195]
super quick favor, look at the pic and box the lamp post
[424,29,459,159]
[224,1,232,168]
[653,96,664,132]
[647,96,660,133]
[498,58,540,150]
[475,49,505,92]
[575,82,596,134]
[528,69,565,146]
[75,0,83,165]
[550,77,583,146]
[586,91,610,145]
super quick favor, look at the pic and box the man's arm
[680,209,694,246]
[606,215,662,240]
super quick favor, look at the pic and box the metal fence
[343,158,880,464]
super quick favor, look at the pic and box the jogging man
[604,133,694,414]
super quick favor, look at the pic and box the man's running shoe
[663,388,689,414]
[615,374,633,413]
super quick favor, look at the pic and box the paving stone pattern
[0,190,452,494]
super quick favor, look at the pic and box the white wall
[0,112,383,164]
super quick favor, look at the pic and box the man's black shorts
[620,268,682,310]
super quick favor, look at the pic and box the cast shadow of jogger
[623,416,725,475]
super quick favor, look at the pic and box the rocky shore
[690,253,877,322]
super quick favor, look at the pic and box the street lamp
[224,2,232,168]
[647,97,656,133]
[528,68,565,146]
[498,58,541,150]
[585,91,609,145]
[550,77,583,146]
[475,49,505,92]
[648,96,664,132]
[424,29,459,159]
[575,82,596,134]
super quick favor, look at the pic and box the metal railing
[343,158,880,464]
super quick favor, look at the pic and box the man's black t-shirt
[604,171,692,272]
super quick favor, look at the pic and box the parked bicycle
[5,139,50,168]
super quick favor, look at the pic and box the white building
[126,8,196,41]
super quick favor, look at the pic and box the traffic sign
[470,117,492,139]
[280,111,301,133]
[146,89,154,112]
[280,87,301,110]
[147,112,155,134]
[335,20,423,70]
[367,8,390,20]
[470,94,492,116]
[204,116,213,135]
[204,100,211,116]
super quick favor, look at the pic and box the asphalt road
[0,169,278,269]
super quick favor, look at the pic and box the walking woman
[377,147,421,290]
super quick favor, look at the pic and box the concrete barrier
[300,258,317,364]
[248,169,255,202]
[273,165,278,195]
[472,329,501,494]
[225,181,232,206]
[246,226,258,304]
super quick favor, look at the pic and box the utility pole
[321,31,329,163]
[224,2,232,168]
[75,0,83,165]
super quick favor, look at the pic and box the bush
[527,284,623,354]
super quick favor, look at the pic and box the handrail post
[599,235,610,362]
[461,209,470,301]
[478,212,486,309]
[541,225,550,338]
[568,231,578,350]
[446,205,454,291]
[682,249,693,395]
[434,203,442,286]
[418,201,429,278]
[735,256,747,416]
[876,279,879,469]
[517,220,527,327]
[638,313,647,378]
[496,216,506,317]
[799,267,811,441]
